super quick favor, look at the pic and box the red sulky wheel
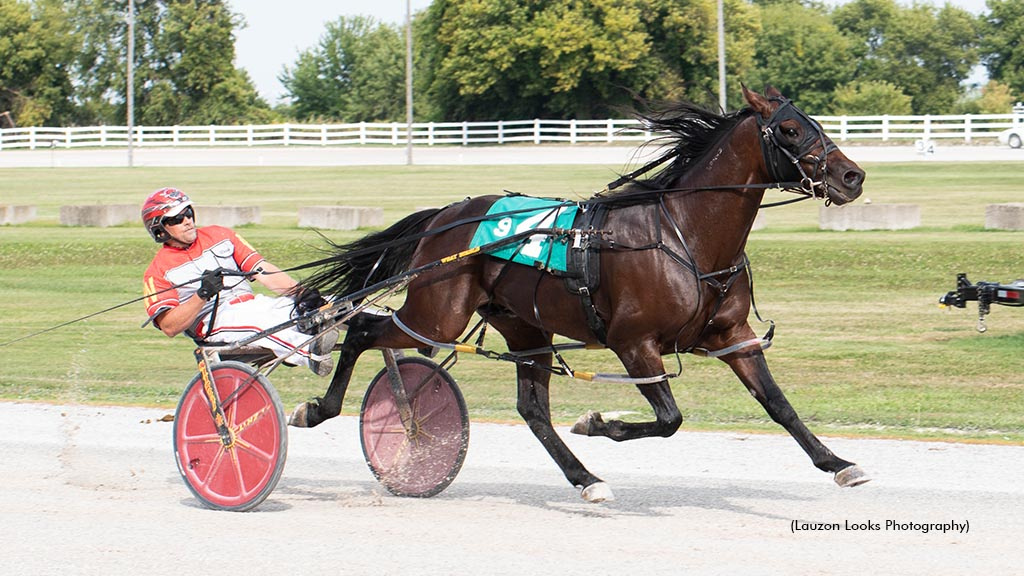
[360,356,469,497]
[173,361,287,511]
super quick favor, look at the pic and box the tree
[955,80,1018,114]
[0,0,76,126]
[831,80,912,115]
[419,0,760,121]
[280,16,405,122]
[748,1,855,114]
[68,0,272,126]
[981,0,1024,101]
[832,0,979,114]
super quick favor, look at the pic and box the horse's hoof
[288,403,309,428]
[834,465,871,488]
[570,410,602,436]
[580,482,615,503]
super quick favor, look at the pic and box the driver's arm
[153,296,207,338]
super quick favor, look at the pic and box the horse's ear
[765,85,784,99]
[742,84,772,119]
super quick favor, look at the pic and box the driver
[140,187,337,376]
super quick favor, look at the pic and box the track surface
[1,402,1021,575]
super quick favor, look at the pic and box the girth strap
[563,203,610,344]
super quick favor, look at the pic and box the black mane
[594,102,752,205]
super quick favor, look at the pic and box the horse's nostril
[844,169,865,188]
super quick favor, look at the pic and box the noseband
[755,97,837,204]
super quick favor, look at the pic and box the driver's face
[163,211,197,248]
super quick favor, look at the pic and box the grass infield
[1,161,1022,442]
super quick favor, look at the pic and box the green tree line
[2,0,1022,127]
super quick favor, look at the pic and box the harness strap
[563,203,610,344]
[390,313,674,385]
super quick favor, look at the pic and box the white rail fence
[1,113,1022,151]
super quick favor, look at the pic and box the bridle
[755,96,838,205]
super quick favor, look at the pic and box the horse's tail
[302,208,444,299]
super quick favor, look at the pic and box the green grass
[1,161,1022,443]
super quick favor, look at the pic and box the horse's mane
[594,101,753,205]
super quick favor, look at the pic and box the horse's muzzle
[826,162,865,205]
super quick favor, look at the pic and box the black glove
[294,286,328,316]
[196,268,226,301]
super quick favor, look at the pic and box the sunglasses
[162,207,194,226]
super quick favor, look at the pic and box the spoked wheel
[173,361,287,511]
[360,356,469,497]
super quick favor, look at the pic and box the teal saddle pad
[469,196,579,272]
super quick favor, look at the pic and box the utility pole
[717,0,726,112]
[126,0,135,167]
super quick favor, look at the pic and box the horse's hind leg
[487,315,612,502]
[289,312,389,428]
[722,348,870,487]
[570,342,683,442]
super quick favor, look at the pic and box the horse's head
[743,85,864,206]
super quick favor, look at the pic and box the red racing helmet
[141,187,194,243]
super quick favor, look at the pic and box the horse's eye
[783,127,799,138]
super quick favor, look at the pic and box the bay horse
[291,86,869,501]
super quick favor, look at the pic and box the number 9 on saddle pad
[469,196,579,272]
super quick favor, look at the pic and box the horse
[290,85,869,502]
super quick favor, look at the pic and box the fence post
[248,125,254,146]
[882,116,890,142]
[209,125,215,145]
[964,115,972,144]
[923,115,931,142]
[534,119,540,144]
[570,119,577,144]
[428,122,435,146]
[840,116,848,141]
[321,124,327,146]
[462,121,468,146]
[498,120,504,144]
[607,119,615,143]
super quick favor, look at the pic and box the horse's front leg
[570,341,683,442]
[721,347,870,487]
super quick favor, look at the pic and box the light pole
[405,0,413,165]
[125,0,135,167]
[717,0,726,112]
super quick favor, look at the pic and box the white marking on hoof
[570,410,600,435]
[288,403,309,428]
[580,482,615,503]
[834,465,871,488]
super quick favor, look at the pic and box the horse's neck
[665,121,767,269]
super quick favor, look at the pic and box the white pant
[201,294,315,367]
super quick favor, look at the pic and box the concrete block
[298,206,385,230]
[0,205,37,225]
[197,205,261,228]
[60,204,136,227]
[819,203,920,231]
[984,203,1024,230]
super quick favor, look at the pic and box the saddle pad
[469,196,579,272]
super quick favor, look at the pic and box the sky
[231,0,991,106]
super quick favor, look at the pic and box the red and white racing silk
[142,226,314,366]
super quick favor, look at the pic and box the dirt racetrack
[1,401,1021,576]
